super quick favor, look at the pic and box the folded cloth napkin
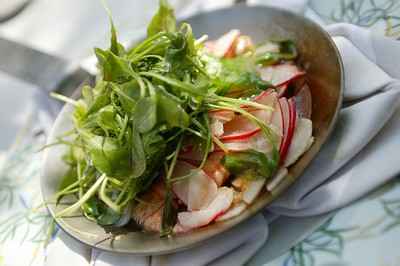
[44,0,400,265]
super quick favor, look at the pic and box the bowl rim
[41,4,344,255]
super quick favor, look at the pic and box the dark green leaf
[221,149,278,179]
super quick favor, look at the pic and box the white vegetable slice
[266,167,288,191]
[172,161,218,211]
[284,118,313,167]
[215,202,247,222]
[258,64,305,87]
[212,29,241,58]
[242,179,266,204]
[175,187,234,230]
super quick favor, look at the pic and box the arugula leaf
[221,149,278,179]
[133,97,157,133]
[147,0,176,37]
[156,86,190,128]
[130,127,147,178]
[95,48,133,83]
[96,105,120,134]
[81,132,132,178]
[213,56,272,97]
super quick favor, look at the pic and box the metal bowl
[41,5,343,255]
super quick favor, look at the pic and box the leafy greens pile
[53,0,282,236]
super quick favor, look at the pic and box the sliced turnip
[172,161,218,211]
[284,118,313,167]
[266,167,288,191]
[294,84,312,119]
[215,202,247,222]
[211,30,241,58]
[258,64,305,87]
[175,187,234,230]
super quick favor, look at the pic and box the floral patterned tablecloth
[0,1,399,266]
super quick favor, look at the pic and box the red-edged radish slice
[242,179,266,204]
[220,115,260,141]
[215,202,247,222]
[284,118,313,167]
[266,167,288,191]
[259,64,305,87]
[234,35,254,55]
[279,98,297,164]
[202,152,230,186]
[175,187,234,230]
[212,30,241,58]
[294,84,312,119]
[172,161,218,211]
[220,91,278,141]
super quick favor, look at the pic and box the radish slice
[220,91,278,141]
[211,30,241,58]
[223,132,273,153]
[172,161,218,211]
[215,202,247,222]
[259,64,305,87]
[202,152,230,186]
[221,115,260,141]
[234,35,254,55]
[242,179,266,204]
[284,118,313,167]
[294,84,312,119]
[175,187,234,230]
[266,167,288,191]
[279,98,297,164]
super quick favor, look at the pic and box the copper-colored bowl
[41,5,343,255]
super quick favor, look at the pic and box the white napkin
[43,0,400,265]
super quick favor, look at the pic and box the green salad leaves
[51,0,289,235]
